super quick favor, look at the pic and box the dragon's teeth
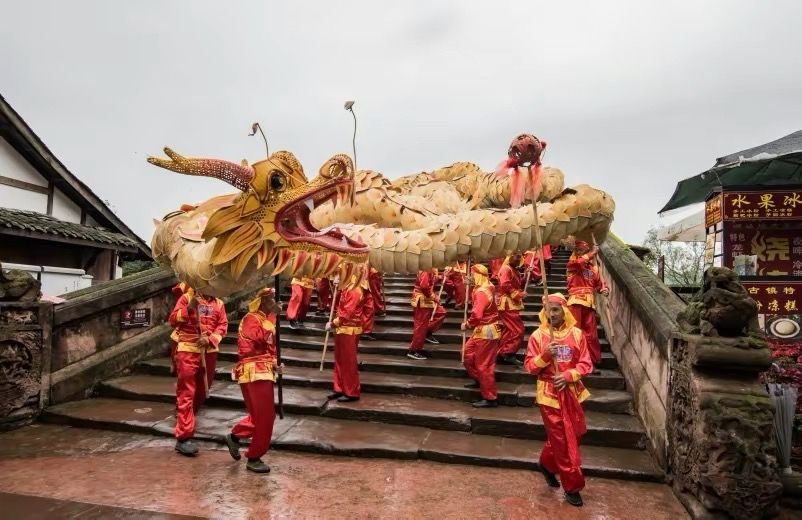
[304,198,314,211]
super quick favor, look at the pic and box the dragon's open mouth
[275,180,368,254]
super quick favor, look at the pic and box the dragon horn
[147,147,255,192]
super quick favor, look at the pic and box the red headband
[575,240,589,249]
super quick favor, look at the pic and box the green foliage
[642,226,705,287]
[121,259,158,277]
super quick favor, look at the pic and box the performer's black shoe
[246,458,271,474]
[327,392,344,400]
[424,334,440,345]
[375,310,386,317]
[362,333,377,341]
[541,467,560,488]
[471,399,498,408]
[464,381,480,389]
[288,320,299,329]
[225,433,241,461]
[564,492,583,507]
[175,439,198,457]
[337,395,360,402]
[497,354,521,366]
[315,309,328,316]
[407,351,427,360]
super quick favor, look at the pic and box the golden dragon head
[147,148,369,282]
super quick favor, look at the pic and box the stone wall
[596,234,687,468]
[0,302,52,430]
[51,267,176,372]
[669,333,780,519]
[47,267,177,403]
[47,268,267,404]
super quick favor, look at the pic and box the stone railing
[596,234,686,468]
[598,236,783,518]
[48,267,178,403]
[0,301,52,431]
[1,266,267,428]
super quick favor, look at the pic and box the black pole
[273,273,284,419]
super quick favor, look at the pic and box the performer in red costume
[461,264,502,408]
[496,253,525,366]
[326,267,365,402]
[442,261,467,309]
[315,277,333,315]
[224,288,281,474]
[168,288,228,456]
[524,293,592,507]
[566,241,609,366]
[522,244,552,282]
[489,257,505,281]
[368,266,386,316]
[287,276,314,328]
[407,268,446,360]
[169,282,192,374]
[360,276,377,340]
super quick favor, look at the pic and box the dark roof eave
[0,227,139,253]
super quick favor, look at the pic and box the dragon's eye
[269,170,287,192]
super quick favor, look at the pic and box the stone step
[216,342,622,387]
[285,284,569,299]
[268,314,609,342]
[266,323,609,349]
[40,398,661,482]
[95,374,642,447]
[137,357,627,407]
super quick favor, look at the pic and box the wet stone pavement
[0,424,690,519]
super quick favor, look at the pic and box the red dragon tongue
[271,249,292,276]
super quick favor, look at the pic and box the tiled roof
[0,207,138,249]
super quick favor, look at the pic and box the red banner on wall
[724,226,802,276]
[722,190,802,221]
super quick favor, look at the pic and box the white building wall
[51,187,82,223]
[0,184,47,212]
[0,138,47,185]
[0,137,49,212]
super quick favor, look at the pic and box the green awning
[660,152,802,213]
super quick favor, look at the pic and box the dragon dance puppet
[148,134,615,297]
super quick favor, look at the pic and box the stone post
[670,268,783,519]
[0,301,53,431]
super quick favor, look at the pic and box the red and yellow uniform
[489,258,504,281]
[169,282,192,374]
[462,265,502,400]
[316,277,333,313]
[408,269,446,352]
[287,276,314,322]
[368,267,386,315]
[496,258,525,356]
[524,293,592,494]
[168,292,228,441]
[360,278,376,335]
[331,273,365,398]
[443,261,467,308]
[566,241,608,365]
[230,289,277,460]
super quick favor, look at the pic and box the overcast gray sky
[2,1,801,245]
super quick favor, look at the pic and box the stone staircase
[42,250,663,482]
